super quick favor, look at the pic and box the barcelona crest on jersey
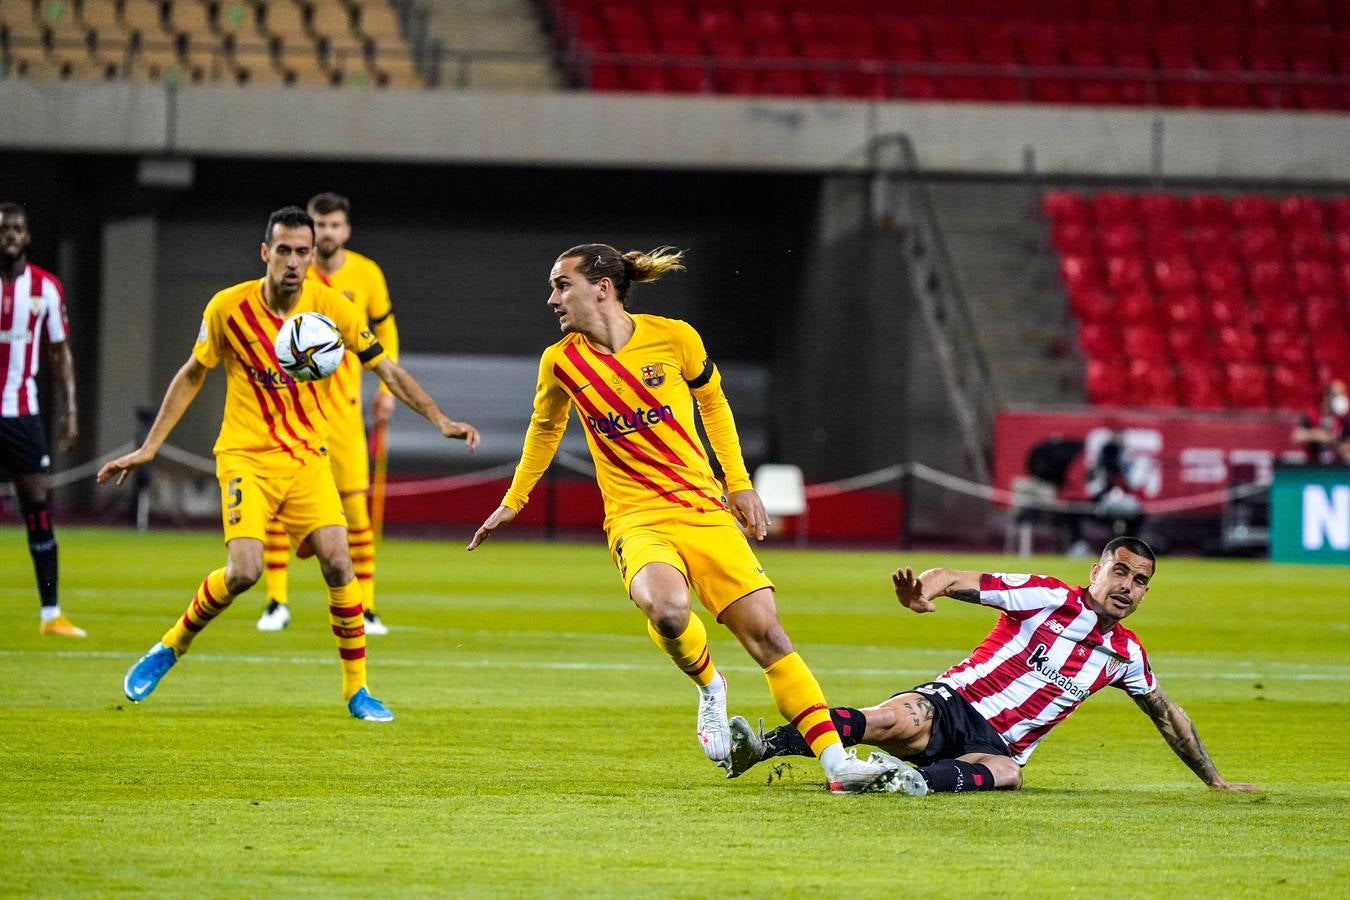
[641,363,666,387]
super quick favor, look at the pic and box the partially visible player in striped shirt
[0,202,84,637]
[467,243,899,794]
[724,537,1261,796]
[98,206,479,721]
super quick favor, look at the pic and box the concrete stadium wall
[3,80,1350,181]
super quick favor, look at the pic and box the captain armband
[686,357,714,389]
[357,340,385,364]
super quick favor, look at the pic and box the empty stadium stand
[0,0,426,87]
[551,0,1350,108]
[1048,189,1350,412]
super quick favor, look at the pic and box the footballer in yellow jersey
[99,206,479,722]
[258,192,401,635]
[469,243,898,793]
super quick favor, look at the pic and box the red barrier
[994,408,1299,511]
[383,474,903,541]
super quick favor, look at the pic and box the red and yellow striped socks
[763,652,843,759]
[161,568,233,656]
[343,494,376,614]
[263,522,290,605]
[647,615,717,688]
[329,580,367,700]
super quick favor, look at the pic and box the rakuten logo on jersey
[247,365,297,390]
[585,405,674,439]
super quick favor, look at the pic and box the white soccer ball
[275,312,344,382]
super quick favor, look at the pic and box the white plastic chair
[753,464,807,544]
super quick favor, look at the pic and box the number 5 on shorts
[226,477,243,509]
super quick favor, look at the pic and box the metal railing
[869,133,996,483]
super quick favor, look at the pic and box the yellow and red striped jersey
[502,314,753,531]
[193,278,385,471]
[306,249,399,435]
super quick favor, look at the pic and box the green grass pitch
[2,527,1347,896]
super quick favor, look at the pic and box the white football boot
[256,600,291,632]
[696,672,731,762]
[825,748,902,795]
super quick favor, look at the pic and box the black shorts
[892,681,1013,767]
[0,415,51,477]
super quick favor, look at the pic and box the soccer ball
[275,312,344,382]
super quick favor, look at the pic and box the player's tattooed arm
[1134,688,1261,792]
[892,566,982,613]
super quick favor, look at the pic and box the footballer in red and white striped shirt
[0,202,84,637]
[723,537,1261,796]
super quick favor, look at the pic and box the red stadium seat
[1263,329,1308,367]
[1248,258,1288,294]
[1052,221,1095,255]
[1215,326,1263,363]
[1270,363,1317,410]
[1043,191,1091,225]
[1325,197,1350,231]
[878,16,925,62]
[1251,297,1303,330]
[1105,254,1149,293]
[1168,325,1213,360]
[1190,224,1235,260]
[1086,359,1129,405]
[1105,23,1152,70]
[1152,254,1198,295]
[1231,195,1276,228]
[1304,294,1345,330]
[1279,195,1325,231]
[1070,287,1114,323]
[1207,293,1251,329]
[1144,225,1189,258]
[1092,192,1138,225]
[1199,256,1245,295]
[1287,227,1334,262]
[1138,193,1183,227]
[1237,225,1281,262]
[1311,329,1350,367]
[923,17,973,64]
[1129,359,1180,407]
[1162,293,1205,329]
[1115,290,1157,320]
[1293,259,1336,295]
[1341,262,1350,299]
[1098,222,1140,255]
[1059,254,1100,292]
[1225,362,1271,409]
[1331,231,1350,263]
[1123,325,1168,360]
[1078,321,1115,358]
[1184,194,1232,228]
[1177,360,1227,409]
[1018,23,1062,66]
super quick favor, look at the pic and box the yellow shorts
[607,517,774,620]
[219,455,346,549]
[325,419,371,495]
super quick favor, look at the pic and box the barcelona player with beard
[257,193,400,636]
[98,207,478,720]
[468,243,898,793]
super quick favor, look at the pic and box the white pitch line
[1,649,1348,682]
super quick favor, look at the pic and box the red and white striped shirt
[938,572,1158,765]
[0,264,69,418]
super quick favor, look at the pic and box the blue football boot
[347,687,394,722]
[123,642,178,702]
